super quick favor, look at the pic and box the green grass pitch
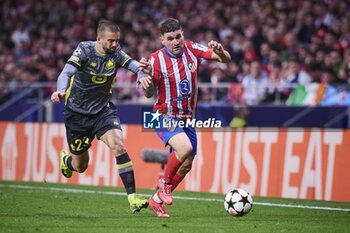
[0,181,349,233]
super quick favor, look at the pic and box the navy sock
[116,153,135,195]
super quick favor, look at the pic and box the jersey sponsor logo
[179,79,190,95]
[192,42,208,52]
[171,93,192,102]
[106,60,115,69]
[91,75,108,84]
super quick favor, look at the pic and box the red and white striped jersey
[149,41,212,119]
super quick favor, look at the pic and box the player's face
[160,30,184,57]
[98,31,120,55]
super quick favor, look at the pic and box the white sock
[128,193,135,197]
[152,192,162,204]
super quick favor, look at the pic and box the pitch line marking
[1,183,349,212]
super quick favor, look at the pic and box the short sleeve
[67,42,87,68]
[187,41,213,60]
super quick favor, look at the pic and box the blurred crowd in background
[0,0,350,106]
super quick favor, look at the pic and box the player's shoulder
[114,47,132,64]
[149,48,164,60]
[77,41,95,52]
[115,46,127,56]
[185,41,194,47]
[70,41,94,63]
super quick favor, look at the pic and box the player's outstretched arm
[125,57,154,98]
[208,40,231,63]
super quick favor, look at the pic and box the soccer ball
[224,188,253,217]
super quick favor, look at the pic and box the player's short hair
[97,20,120,35]
[159,18,181,35]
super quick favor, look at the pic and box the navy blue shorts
[155,115,197,156]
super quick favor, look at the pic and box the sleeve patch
[69,55,80,63]
[67,60,81,68]
[73,48,83,56]
[192,42,208,52]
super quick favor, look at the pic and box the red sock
[163,152,182,183]
[171,173,185,191]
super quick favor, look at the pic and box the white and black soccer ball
[224,188,253,217]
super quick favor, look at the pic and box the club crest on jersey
[106,60,115,69]
[188,61,197,72]
[180,79,190,95]
[162,72,169,79]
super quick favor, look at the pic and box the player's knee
[177,144,193,158]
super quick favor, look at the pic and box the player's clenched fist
[139,57,152,75]
[208,40,224,54]
[51,91,65,103]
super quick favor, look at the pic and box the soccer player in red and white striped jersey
[149,40,212,118]
[143,18,231,217]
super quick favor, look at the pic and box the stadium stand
[0,0,349,124]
